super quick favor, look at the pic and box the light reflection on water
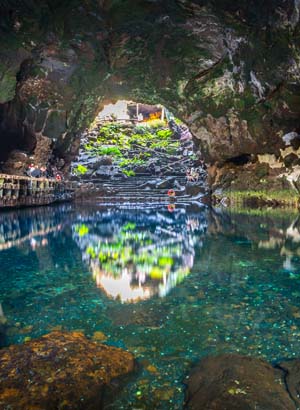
[0,205,300,409]
[72,209,207,302]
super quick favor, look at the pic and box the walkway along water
[0,174,75,208]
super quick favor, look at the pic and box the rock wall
[0,0,300,191]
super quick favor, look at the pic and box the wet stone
[185,354,295,410]
[0,331,135,410]
[0,324,6,348]
[278,359,300,408]
[92,330,107,342]
[185,182,206,197]
[155,177,176,189]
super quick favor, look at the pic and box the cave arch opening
[71,99,203,184]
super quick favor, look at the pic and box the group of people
[186,167,200,182]
[25,164,63,181]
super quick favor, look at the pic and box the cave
[0,101,36,163]
[69,99,208,203]
[1,1,300,410]
[225,154,252,166]
[0,0,300,193]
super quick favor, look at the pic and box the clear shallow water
[1,204,300,409]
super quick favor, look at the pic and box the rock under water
[185,354,299,410]
[0,331,135,410]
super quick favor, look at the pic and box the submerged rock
[278,359,300,408]
[185,354,295,410]
[0,319,7,348]
[0,331,135,410]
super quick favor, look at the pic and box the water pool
[0,204,300,409]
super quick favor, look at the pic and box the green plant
[175,117,184,125]
[156,129,173,139]
[84,143,95,151]
[98,146,122,156]
[74,164,88,175]
[119,158,146,168]
[123,169,136,177]
[142,119,166,129]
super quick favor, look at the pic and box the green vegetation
[98,146,122,156]
[78,121,178,177]
[217,189,300,208]
[119,158,146,168]
[122,169,136,177]
[74,164,88,175]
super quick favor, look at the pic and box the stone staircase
[84,175,208,206]
[72,121,209,205]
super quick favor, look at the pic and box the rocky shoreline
[1,332,300,409]
[212,189,300,209]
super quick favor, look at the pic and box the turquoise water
[1,204,300,408]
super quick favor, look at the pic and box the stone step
[95,196,201,203]
[89,174,189,180]
[77,173,207,204]
[100,181,187,188]
[102,193,188,199]
[103,188,186,192]
[88,179,189,186]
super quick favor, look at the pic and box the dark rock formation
[0,331,135,410]
[185,354,297,410]
[278,360,300,408]
[0,1,300,192]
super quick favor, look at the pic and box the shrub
[74,164,88,175]
[98,146,121,156]
[123,169,136,177]
[156,129,173,139]
[119,158,145,167]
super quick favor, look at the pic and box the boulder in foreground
[185,354,296,410]
[0,331,135,410]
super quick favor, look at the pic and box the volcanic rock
[0,331,135,410]
[185,354,295,410]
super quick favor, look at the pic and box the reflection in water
[1,205,300,408]
[0,205,73,251]
[208,209,300,273]
[73,209,208,302]
[253,215,300,271]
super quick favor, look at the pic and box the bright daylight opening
[71,100,206,202]
[70,100,207,303]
